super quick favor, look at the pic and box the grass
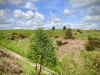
[0,29,100,74]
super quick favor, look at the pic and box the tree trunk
[36,62,37,72]
[38,65,42,75]
[38,55,43,75]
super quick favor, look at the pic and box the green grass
[0,29,100,74]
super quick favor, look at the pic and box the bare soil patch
[53,37,85,59]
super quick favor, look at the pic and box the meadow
[0,29,100,75]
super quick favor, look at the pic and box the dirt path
[0,46,59,75]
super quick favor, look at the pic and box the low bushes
[56,40,62,46]
[85,37,100,51]
[62,41,68,45]
[65,28,73,39]
[54,36,59,38]
[56,40,68,46]
[77,29,82,34]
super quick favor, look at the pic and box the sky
[0,0,100,30]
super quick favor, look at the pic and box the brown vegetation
[7,33,28,40]
[0,50,23,75]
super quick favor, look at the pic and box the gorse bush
[56,40,62,46]
[65,28,73,39]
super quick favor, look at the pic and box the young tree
[63,26,66,30]
[52,26,55,30]
[28,28,56,75]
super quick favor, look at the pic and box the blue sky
[0,0,100,30]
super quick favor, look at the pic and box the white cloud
[34,12,44,21]
[25,20,38,26]
[83,15,100,22]
[0,9,10,24]
[69,0,100,8]
[53,18,61,23]
[14,9,34,20]
[87,6,100,16]
[74,21,98,29]
[24,1,38,10]
[63,9,74,16]
[63,9,71,16]
[13,27,22,29]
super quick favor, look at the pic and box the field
[0,29,100,75]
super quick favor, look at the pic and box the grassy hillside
[0,29,100,75]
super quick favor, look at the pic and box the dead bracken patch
[7,33,28,40]
[0,50,14,59]
[0,50,23,75]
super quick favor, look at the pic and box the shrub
[88,37,100,48]
[85,44,95,51]
[86,37,100,51]
[75,33,77,35]
[65,28,73,39]
[87,35,92,40]
[54,36,59,38]
[56,40,62,46]
[77,29,82,34]
[63,41,68,45]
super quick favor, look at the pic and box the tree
[52,26,55,30]
[63,26,66,30]
[65,28,73,39]
[28,28,56,75]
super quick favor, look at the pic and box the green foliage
[91,52,100,74]
[65,28,73,39]
[63,26,66,30]
[52,27,55,30]
[77,29,82,34]
[28,28,57,74]
[82,51,100,75]
[81,51,96,75]
[60,57,77,75]
[56,40,62,46]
